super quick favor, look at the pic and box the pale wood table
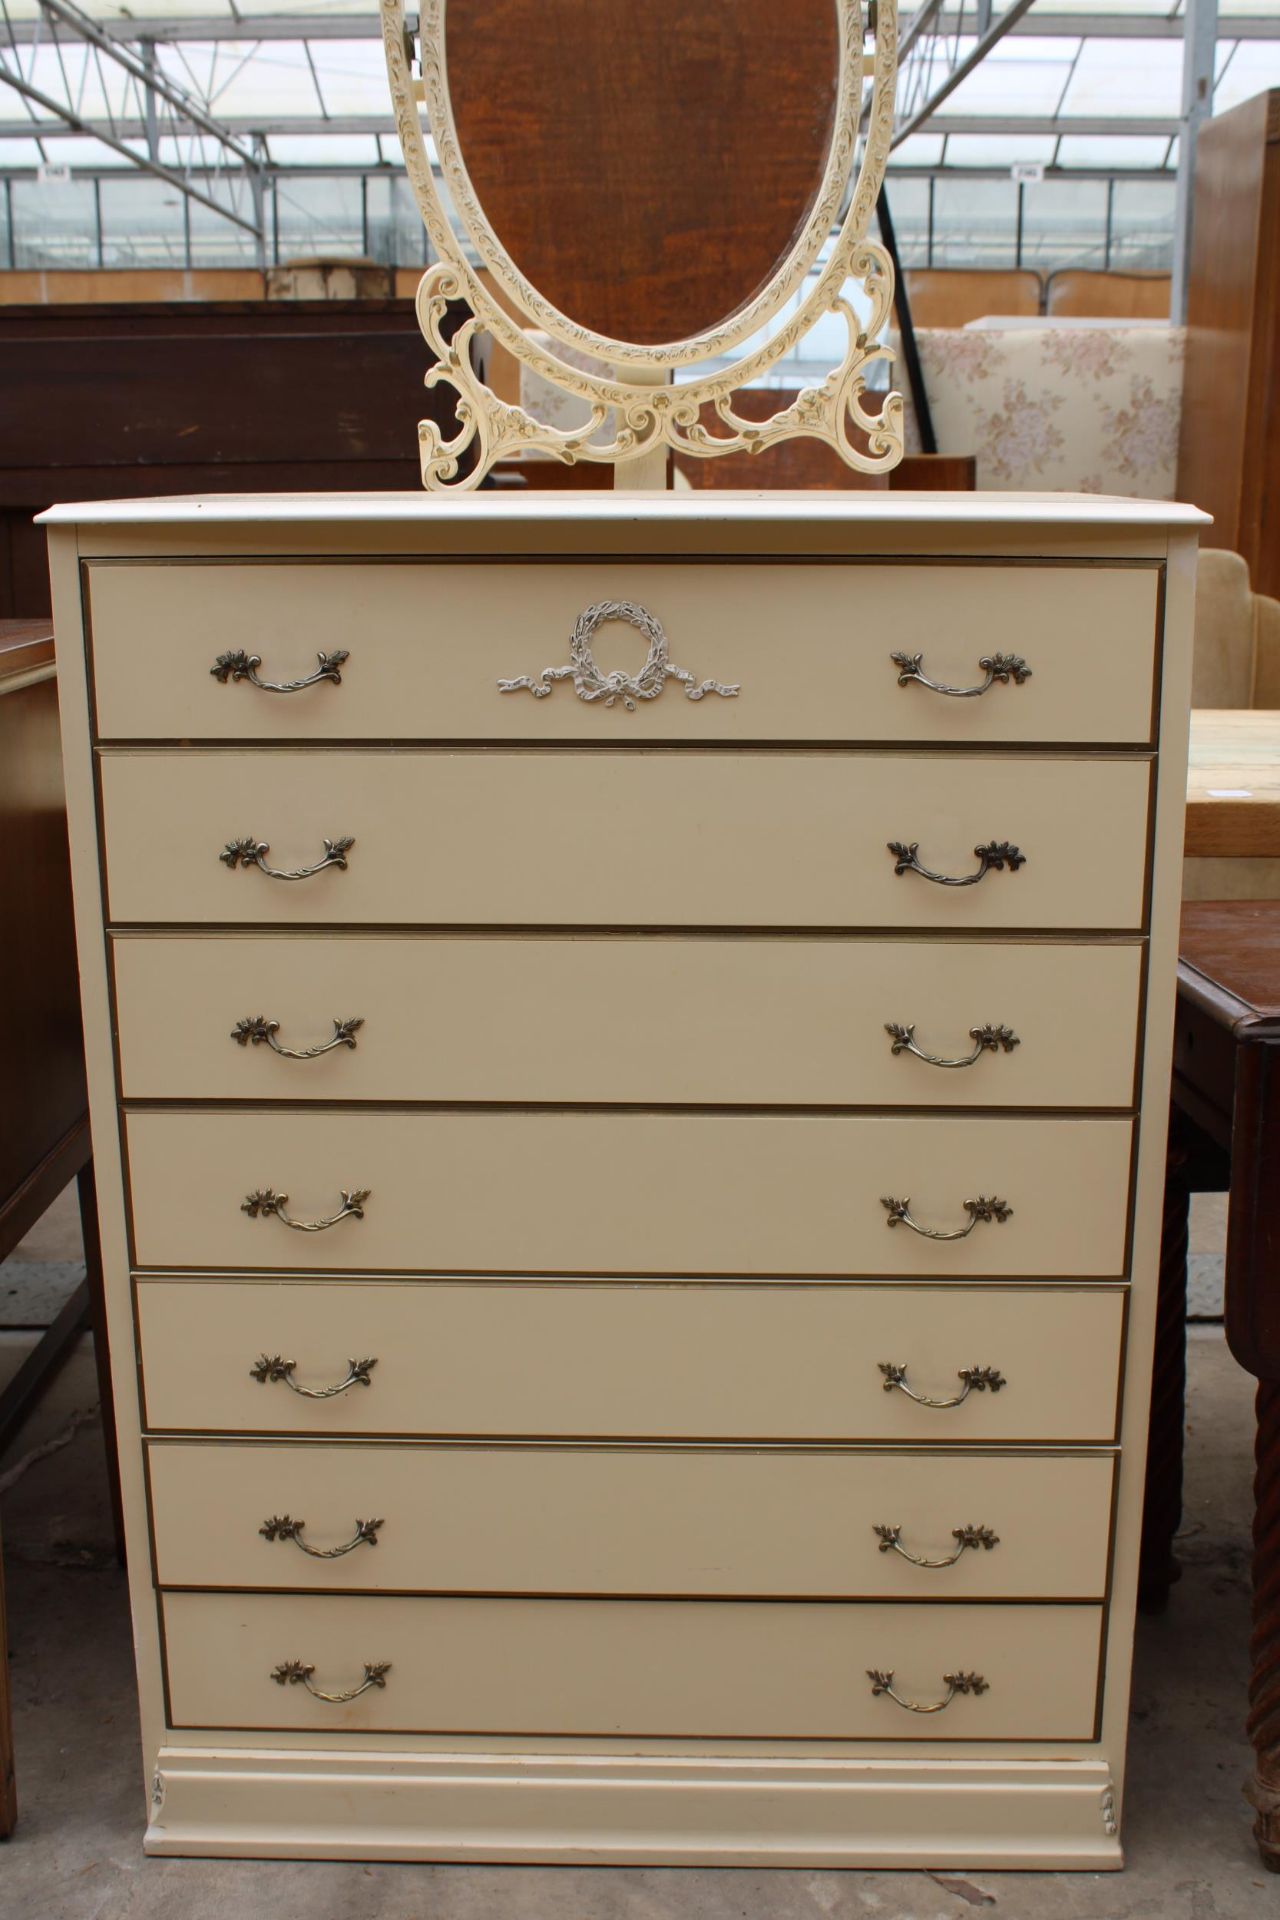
[1186,710,1280,857]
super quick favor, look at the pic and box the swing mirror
[379,0,903,488]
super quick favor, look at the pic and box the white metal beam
[0,9,1276,41]
[0,63,261,229]
[1171,0,1218,319]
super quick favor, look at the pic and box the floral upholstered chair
[903,323,1185,499]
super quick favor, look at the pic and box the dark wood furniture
[0,299,463,617]
[1145,900,1280,1868]
[0,620,117,1839]
[1176,89,1280,600]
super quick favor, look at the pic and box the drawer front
[161,1591,1104,1739]
[99,751,1152,932]
[136,1279,1125,1443]
[147,1442,1115,1599]
[113,934,1144,1108]
[124,1109,1134,1277]
[87,560,1159,746]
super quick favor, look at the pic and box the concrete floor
[0,1193,1275,1917]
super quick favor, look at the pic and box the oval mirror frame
[379,0,902,490]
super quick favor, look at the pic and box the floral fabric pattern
[900,325,1185,496]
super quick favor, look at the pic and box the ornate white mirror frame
[379,0,902,490]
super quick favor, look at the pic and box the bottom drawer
[161,1592,1103,1740]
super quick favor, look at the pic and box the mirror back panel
[445,0,840,347]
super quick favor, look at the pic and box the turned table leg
[1247,1379,1280,1869]
[1140,1128,1190,1611]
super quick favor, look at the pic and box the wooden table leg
[0,1523,15,1837]
[1247,1378,1280,1870]
[1139,1124,1190,1611]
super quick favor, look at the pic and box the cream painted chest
[44,490,1202,1869]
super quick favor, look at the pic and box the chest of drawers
[44,491,1201,1869]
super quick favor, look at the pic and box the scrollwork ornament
[499,600,739,710]
[379,0,904,489]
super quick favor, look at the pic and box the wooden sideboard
[1177,89,1280,600]
[0,300,463,617]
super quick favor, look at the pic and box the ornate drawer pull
[873,1522,1000,1568]
[886,1022,1019,1069]
[242,1187,370,1232]
[889,840,1025,887]
[891,649,1030,698]
[232,1015,364,1059]
[250,1354,377,1397]
[211,648,349,693]
[260,1514,383,1558]
[270,1658,390,1704]
[221,835,354,882]
[878,1362,1006,1408]
[881,1195,1012,1240]
[498,600,740,711]
[867,1668,989,1713]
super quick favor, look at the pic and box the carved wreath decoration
[499,600,739,711]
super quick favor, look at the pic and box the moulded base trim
[146,1746,1122,1869]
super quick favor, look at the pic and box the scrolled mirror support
[378,0,903,489]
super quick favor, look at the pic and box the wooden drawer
[160,1591,1104,1739]
[99,750,1152,932]
[112,933,1144,1108]
[135,1279,1126,1443]
[146,1441,1115,1600]
[123,1109,1134,1277]
[87,559,1160,746]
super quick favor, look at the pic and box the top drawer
[85,560,1161,746]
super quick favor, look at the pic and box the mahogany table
[1147,901,1280,1868]
[0,620,118,1839]
[1186,711,1280,859]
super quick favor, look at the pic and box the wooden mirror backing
[445,0,841,347]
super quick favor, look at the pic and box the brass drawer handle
[889,840,1025,887]
[221,835,354,882]
[891,649,1030,698]
[242,1187,370,1232]
[498,600,740,711]
[270,1658,390,1704]
[881,1195,1012,1240]
[886,1022,1020,1069]
[867,1668,989,1714]
[260,1514,383,1558]
[212,648,349,693]
[873,1523,1000,1568]
[878,1362,1006,1408]
[232,1015,364,1060]
[250,1354,377,1397]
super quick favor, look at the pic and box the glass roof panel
[1056,133,1174,166]
[1059,40,1186,116]
[936,40,1087,118]
[889,133,946,166]
[941,133,1060,164]
[0,136,55,166]
[267,131,383,165]
[1215,41,1280,107]
[305,41,399,116]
